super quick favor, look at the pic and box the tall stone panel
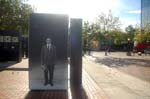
[29,13,68,90]
[70,18,82,87]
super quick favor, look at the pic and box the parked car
[133,43,150,53]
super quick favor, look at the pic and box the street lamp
[127,38,131,56]
[87,32,91,55]
[128,38,130,41]
[104,33,111,56]
[146,39,150,44]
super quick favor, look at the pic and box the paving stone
[0,59,105,99]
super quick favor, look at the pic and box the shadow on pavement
[93,56,150,82]
[0,61,17,68]
[24,86,88,99]
[94,56,150,68]
[0,61,29,72]
[0,68,29,71]
[70,86,89,99]
[25,90,68,99]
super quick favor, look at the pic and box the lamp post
[146,39,150,45]
[108,36,112,54]
[127,38,131,56]
[146,39,150,49]
[87,32,91,55]
[105,34,109,56]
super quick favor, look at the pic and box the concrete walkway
[83,53,150,99]
[1,53,149,99]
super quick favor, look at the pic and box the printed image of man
[41,38,56,86]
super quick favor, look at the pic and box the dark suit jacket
[41,45,56,66]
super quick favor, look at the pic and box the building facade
[141,0,150,31]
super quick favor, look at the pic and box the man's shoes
[44,82,48,86]
[50,83,54,86]
[49,81,54,86]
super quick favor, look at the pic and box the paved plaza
[0,52,150,99]
[84,52,150,99]
[0,59,106,99]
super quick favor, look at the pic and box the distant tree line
[0,0,34,35]
[83,10,150,50]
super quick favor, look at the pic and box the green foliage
[133,23,150,43]
[125,25,135,42]
[82,10,123,46]
[143,23,150,33]
[82,11,150,47]
[0,0,34,35]
[108,30,127,45]
[135,32,150,43]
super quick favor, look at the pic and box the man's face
[46,38,51,44]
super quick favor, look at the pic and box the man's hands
[41,65,46,70]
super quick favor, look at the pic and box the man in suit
[41,38,56,86]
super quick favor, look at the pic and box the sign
[4,36,11,42]
[0,36,3,42]
[12,37,19,42]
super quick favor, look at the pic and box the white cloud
[120,18,140,31]
[127,10,141,14]
[26,0,120,20]
[26,0,140,30]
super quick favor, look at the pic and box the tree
[95,10,121,32]
[82,10,123,50]
[143,23,150,33]
[135,30,150,43]
[125,25,135,42]
[82,21,90,47]
[94,10,122,47]
[109,30,127,45]
[0,0,34,35]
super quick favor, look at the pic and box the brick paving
[82,70,108,99]
[0,59,106,99]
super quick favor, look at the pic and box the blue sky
[26,0,141,30]
[114,0,141,29]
